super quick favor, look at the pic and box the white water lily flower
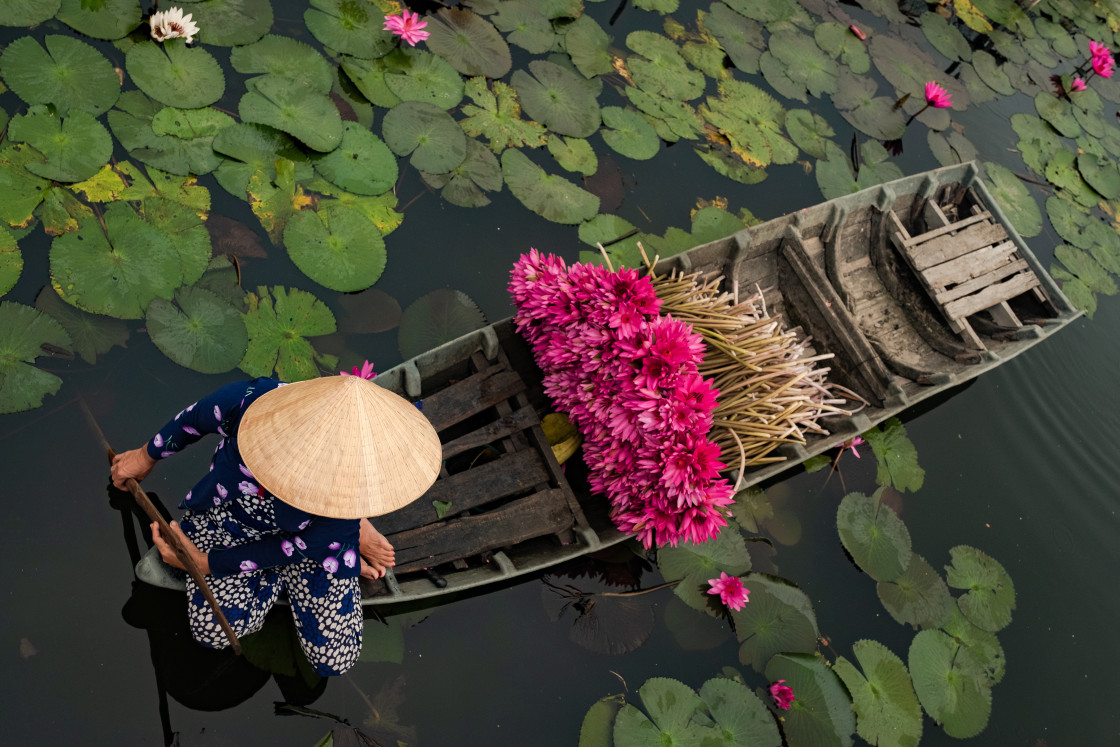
[150,6,200,44]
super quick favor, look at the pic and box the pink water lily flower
[341,360,376,380]
[1093,51,1115,79]
[1071,77,1087,92]
[707,572,750,610]
[842,436,865,458]
[770,680,795,710]
[924,81,953,108]
[384,9,429,46]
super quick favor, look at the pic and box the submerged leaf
[0,301,72,414]
[34,285,128,365]
[398,289,487,360]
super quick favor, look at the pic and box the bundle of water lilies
[509,248,856,549]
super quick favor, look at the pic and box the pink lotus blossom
[1071,77,1087,92]
[770,680,795,710]
[841,435,865,458]
[341,360,376,379]
[1093,51,1115,79]
[384,9,429,46]
[849,24,866,41]
[707,572,750,610]
[924,81,952,108]
[1090,40,1111,61]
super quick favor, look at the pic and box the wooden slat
[922,240,1018,290]
[943,272,1041,321]
[440,404,540,460]
[387,489,574,573]
[419,366,526,432]
[903,210,992,247]
[907,221,1008,271]
[374,448,549,535]
[934,258,1029,305]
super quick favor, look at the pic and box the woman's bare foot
[359,518,395,579]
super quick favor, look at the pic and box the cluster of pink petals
[770,680,795,710]
[1090,41,1115,78]
[384,9,429,46]
[707,572,750,610]
[841,435,865,459]
[340,360,376,380]
[1071,77,1087,92]
[509,249,734,548]
[923,81,953,108]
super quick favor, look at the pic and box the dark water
[3,2,1120,745]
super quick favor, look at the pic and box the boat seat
[886,202,1043,350]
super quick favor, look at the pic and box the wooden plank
[903,210,992,247]
[374,448,550,535]
[934,258,1029,305]
[922,200,951,230]
[907,221,1008,271]
[440,404,540,461]
[419,366,526,432]
[387,489,574,573]
[943,272,1041,321]
[922,240,1018,290]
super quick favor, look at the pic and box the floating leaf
[247,158,312,244]
[1054,244,1118,295]
[704,3,765,75]
[384,49,465,110]
[697,678,782,747]
[813,22,870,74]
[563,14,613,78]
[547,136,597,175]
[283,204,387,292]
[600,106,660,160]
[954,0,993,32]
[837,489,912,582]
[305,0,395,59]
[984,162,1043,238]
[1012,112,1063,175]
[312,122,398,196]
[0,144,50,228]
[240,74,343,153]
[382,100,467,173]
[785,109,835,160]
[240,285,336,382]
[9,106,112,183]
[493,0,554,54]
[459,77,547,153]
[764,653,855,747]
[833,640,922,747]
[189,0,273,46]
[1034,91,1081,138]
[212,122,313,199]
[340,56,402,109]
[398,288,486,360]
[920,11,971,62]
[425,8,511,79]
[877,554,954,630]
[816,141,904,201]
[1045,149,1098,208]
[1,35,120,117]
[126,39,225,109]
[870,36,967,111]
[2,0,61,26]
[0,228,21,297]
[701,78,795,169]
[626,88,704,142]
[927,129,978,169]
[229,34,333,93]
[147,286,248,374]
[731,574,819,671]
[0,301,72,414]
[626,30,706,101]
[613,679,717,746]
[944,545,1015,633]
[908,629,992,739]
[862,416,924,492]
[723,0,812,31]
[940,605,1005,686]
[35,185,90,236]
[1045,194,1091,248]
[34,285,128,365]
[831,72,906,141]
[501,148,599,224]
[580,697,621,747]
[420,138,502,208]
[57,0,140,39]
[512,59,601,138]
[1050,271,1095,317]
[971,51,1015,96]
[109,92,234,177]
[1077,153,1120,200]
[337,288,402,334]
[767,29,840,100]
[310,182,403,236]
[658,522,752,614]
[141,196,212,285]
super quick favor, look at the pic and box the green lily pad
[247,158,311,244]
[830,72,906,141]
[626,30,706,102]
[600,106,660,160]
[920,11,972,62]
[501,148,599,224]
[987,28,1028,65]
[971,51,1015,96]
[50,203,182,319]
[1,35,120,117]
[563,13,614,78]
[383,48,465,110]
[984,162,1043,238]
[57,0,140,39]
[547,135,597,175]
[126,39,224,109]
[312,122,398,196]
[340,56,402,109]
[580,697,621,747]
[960,63,999,105]
[613,679,717,747]
[229,34,333,93]
[768,29,840,100]
[1046,149,1097,208]
[626,88,704,142]
[658,521,752,614]
[870,36,968,111]
[240,74,343,152]
[691,204,752,242]
[723,0,812,31]
[9,106,112,183]
[382,100,467,173]
[240,285,337,382]
[283,203,387,292]
[1046,194,1091,247]
[109,92,234,177]
[512,59,601,138]
[1023,35,1059,68]
[837,489,912,582]
[731,574,818,671]
[945,545,1015,633]
[309,181,403,236]
[834,640,922,747]
[814,21,870,74]
[706,2,766,75]
[729,488,776,534]
[0,229,21,298]
[1012,113,1063,175]
[34,184,90,236]
[425,8,511,79]
[1034,91,1081,138]
[816,141,904,201]
[420,138,502,208]
[493,0,554,54]
[459,77,547,153]
[0,301,72,414]
[940,605,1006,686]
[2,0,61,26]
[578,213,637,247]
[1077,153,1120,200]
[927,129,979,169]
[34,285,129,365]
[304,0,395,59]
[212,122,313,199]
[1050,271,1095,317]
[0,144,50,229]
[908,629,992,739]
[1054,244,1119,295]
[398,288,486,360]
[764,653,855,747]
[147,285,249,374]
[188,0,273,46]
[786,109,835,160]
[863,416,924,492]
[876,553,954,630]
[701,78,795,168]
[140,196,212,285]
[698,678,782,747]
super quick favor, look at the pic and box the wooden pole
[79,399,242,655]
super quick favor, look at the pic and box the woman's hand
[359,518,395,580]
[152,521,210,576]
[111,446,157,489]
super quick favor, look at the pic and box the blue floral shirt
[146,378,361,579]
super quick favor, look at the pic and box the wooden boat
[134,161,1080,605]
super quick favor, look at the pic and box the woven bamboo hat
[238,375,442,519]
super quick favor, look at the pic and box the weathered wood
[922,240,1018,290]
[419,365,526,432]
[934,258,1029,305]
[907,221,1008,271]
[903,210,992,247]
[943,271,1040,321]
[387,489,574,573]
[440,404,540,461]
[375,448,550,535]
[922,199,951,230]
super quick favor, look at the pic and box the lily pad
[814,21,870,74]
[626,30,706,101]
[927,129,979,169]
[312,122,398,196]
[384,48,465,110]
[1046,194,1091,248]
[863,416,924,492]
[547,135,597,175]
[1051,271,1095,317]
[768,29,840,100]
[240,285,337,382]
[247,158,312,244]
[1045,149,1097,208]
[920,11,971,62]
[35,185,90,236]
[2,0,61,26]
[658,521,752,614]
[786,109,835,159]
[340,56,402,109]
[940,605,1006,686]
[212,122,313,199]
[459,77,548,153]
[0,144,50,229]
[188,0,273,46]
[971,51,1015,96]
[147,286,248,374]
[240,74,343,152]
[493,0,554,54]
[562,13,613,78]
[945,545,1015,633]
[1034,92,1081,138]
[304,0,395,59]
[310,182,403,236]
[698,678,782,747]
[50,202,182,319]
[0,301,72,414]
[613,679,716,746]
[830,72,906,141]
[1077,153,1120,200]
[816,141,904,201]
[876,553,954,630]
[283,204,387,292]
[337,288,402,334]
[837,489,912,582]
[109,92,234,177]
[600,106,660,160]
[34,286,129,365]
[398,289,487,360]
[382,100,467,173]
[420,138,502,208]
[908,629,992,739]
[723,0,812,31]
[1054,244,1118,295]
[512,59,601,138]
[501,148,599,224]
[626,88,704,142]
[984,162,1043,238]
[731,574,819,671]
[425,8,511,79]
[764,653,855,747]
[229,34,333,93]
[833,640,922,747]
[0,228,20,298]
[1,35,120,117]
[126,39,224,110]
[57,0,140,39]
[706,2,766,75]
[9,106,113,183]
[870,36,968,111]
[141,196,212,285]
[702,78,796,168]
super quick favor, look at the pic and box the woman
[111,372,442,675]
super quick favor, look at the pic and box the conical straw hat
[238,375,442,519]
